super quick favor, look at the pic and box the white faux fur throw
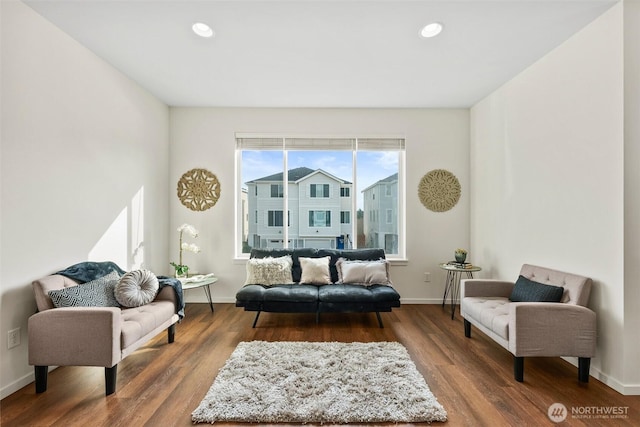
[192,340,447,424]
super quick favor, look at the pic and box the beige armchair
[28,272,179,395]
[460,264,596,383]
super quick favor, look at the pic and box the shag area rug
[191,341,447,424]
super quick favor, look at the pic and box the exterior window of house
[310,184,330,198]
[341,211,350,224]
[268,210,283,227]
[268,210,290,227]
[309,210,331,227]
[271,184,283,198]
[237,136,405,258]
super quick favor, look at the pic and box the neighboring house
[362,173,398,254]
[246,167,353,250]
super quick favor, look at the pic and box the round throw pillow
[115,269,159,308]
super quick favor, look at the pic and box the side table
[438,263,482,319]
[178,274,218,312]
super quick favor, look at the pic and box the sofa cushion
[299,256,332,284]
[236,284,319,303]
[510,275,564,302]
[48,271,121,308]
[463,296,510,340]
[318,284,400,303]
[244,255,294,286]
[120,300,177,349]
[115,269,159,308]
[336,258,390,286]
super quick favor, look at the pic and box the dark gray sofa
[236,248,401,327]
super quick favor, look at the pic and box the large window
[237,136,405,257]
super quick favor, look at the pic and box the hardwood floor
[2,304,639,426]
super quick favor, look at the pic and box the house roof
[362,173,398,193]
[247,167,350,184]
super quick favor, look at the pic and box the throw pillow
[299,256,332,284]
[509,275,564,302]
[48,270,121,308]
[244,256,294,286]
[115,269,160,307]
[336,258,391,286]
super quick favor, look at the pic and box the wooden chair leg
[168,323,176,343]
[464,319,471,338]
[578,357,591,383]
[105,365,117,395]
[514,356,524,382]
[35,366,48,393]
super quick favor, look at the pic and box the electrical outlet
[424,272,431,282]
[8,328,20,349]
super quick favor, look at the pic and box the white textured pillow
[115,269,159,307]
[245,256,294,286]
[299,256,332,284]
[337,259,391,286]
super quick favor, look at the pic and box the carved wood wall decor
[177,168,220,211]
[418,169,461,212]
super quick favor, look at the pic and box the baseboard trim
[0,366,57,400]
[399,298,443,304]
[559,357,640,395]
[1,370,34,400]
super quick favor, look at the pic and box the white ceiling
[24,0,617,108]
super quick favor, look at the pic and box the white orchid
[181,242,201,253]
[177,223,198,238]
[171,223,200,277]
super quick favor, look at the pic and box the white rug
[192,341,447,424]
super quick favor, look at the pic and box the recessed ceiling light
[420,22,443,38]
[192,22,214,38]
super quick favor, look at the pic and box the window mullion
[283,142,289,248]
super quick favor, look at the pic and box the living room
[2,0,639,424]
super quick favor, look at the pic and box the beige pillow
[299,256,332,284]
[244,256,294,286]
[336,258,391,286]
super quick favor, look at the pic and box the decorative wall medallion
[418,169,461,212]
[177,168,220,211]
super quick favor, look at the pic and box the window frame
[236,135,406,260]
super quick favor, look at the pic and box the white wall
[169,108,469,304]
[623,0,640,390]
[0,1,170,398]
[470,4,636,393]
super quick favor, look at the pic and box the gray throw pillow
[115,269,159,307]
[509,275,564,302]
[48,271,121,308]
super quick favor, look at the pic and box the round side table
[438,263,482,319]
[179,274,218,312]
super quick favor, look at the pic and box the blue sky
[242,150,399,209]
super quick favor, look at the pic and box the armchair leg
[578,357,591,383]
[105,365,117,395]
[464,319,471,338]
[514,356,524,382]
[168,323,176,343]
[35,366,48,393]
